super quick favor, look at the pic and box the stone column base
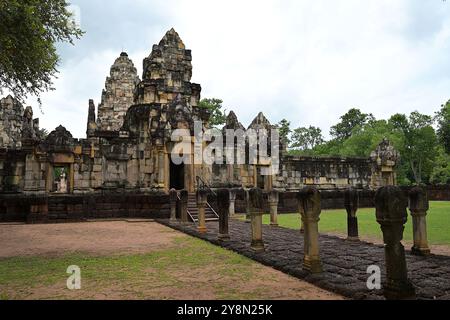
[346,236,360,242]
[303,257,323,273]
[270,223,279,227]
[251,240,265,252]
[197,226,207,234]
[218,233,230,241]
[384,280,416,300]
[411,246,431,256]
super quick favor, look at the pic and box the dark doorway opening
[256,167,265,190]
[170,162,185,190]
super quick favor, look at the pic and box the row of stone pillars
[168,185,431,300]
[344,186,431,257]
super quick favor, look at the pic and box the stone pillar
[249,188,265,252]
[217,189,230,241]
[229,189,237,218]
[375,186,416,300]
[245,188,251,223]
[298,187,322,273]
[268,190,279,227]
[344,188,359,241]
[169,189,178,222]
[179,190,189,224]
[408,187,431,256]
[197,189,209,233]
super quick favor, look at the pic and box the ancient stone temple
[0,28,400,222]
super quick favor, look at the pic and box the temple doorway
[170,162,185,190]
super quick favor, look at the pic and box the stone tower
[96,52,140,132]
[135,28,201,107]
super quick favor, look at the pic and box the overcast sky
[23,0,450,138]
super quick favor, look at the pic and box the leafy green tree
[339,120,403,157]
[330,108,375,140]
[430,147,450,184]
[276,119,291,146]
[291,126,324,150]
[0,0,84,103]
[389,112,438,184]
[198,98,227,127]
[435,100,450,154]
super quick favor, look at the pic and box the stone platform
[157,218,450,300]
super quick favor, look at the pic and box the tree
[430,147,450,184]
[291,126,324,150]
[330,108,375,140]
[276,119,291,146]
[435,100,450,154]
[198,98,227,127]
[0,0,83,104]
[389,112,438,184]
[339,120,403,157]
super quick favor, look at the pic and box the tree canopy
[198,98,227,127]
[0,0,83,103]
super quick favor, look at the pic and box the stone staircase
[187,193,219,223]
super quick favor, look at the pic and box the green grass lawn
[0,235,339,300]
[258,201,450,246]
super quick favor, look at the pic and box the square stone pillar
[197,189,209,234]
[229,188,238,218]
[408,187,431,256]
[344,188,359,241]
[169,189,178,222]
[217,189,230,241]
[375,186,416,300]
[249,188,265,252]
[179,190,189,224]
[268,190,279,227]
[298,187,322,273]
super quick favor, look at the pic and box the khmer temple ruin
[0,29,400,222]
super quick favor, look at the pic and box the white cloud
[22,0,450,138]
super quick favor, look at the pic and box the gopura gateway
[0,29,398,199]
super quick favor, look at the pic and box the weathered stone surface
[0,95,40,149]
[408,187,431,256]
[169,188,178,221]
[217,189,230,240]
[196,188,209,233]
[376,186,416,300]
[179,190,188,224]
[97,52,140,132]
[298,187,323,273]
[344,188,359,241]
[370,139,400,188]
[249,187,265,252]
[268,189,279,227]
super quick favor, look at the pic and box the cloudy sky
[24,0,450,138]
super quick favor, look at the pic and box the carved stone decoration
[375,186,416,300]
[44,126,74,152]
[370,138,400,188]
